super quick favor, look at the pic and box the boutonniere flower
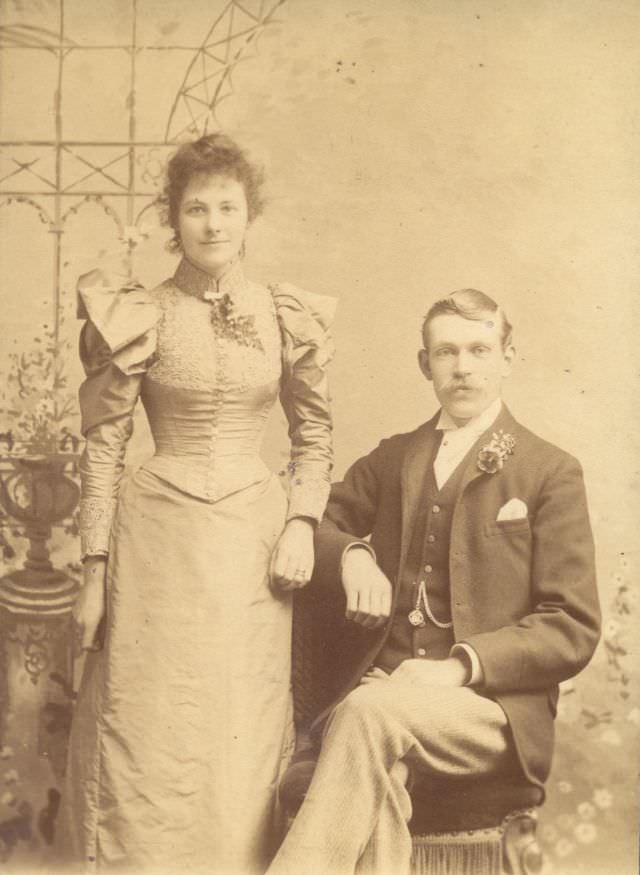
[477,430,516,474]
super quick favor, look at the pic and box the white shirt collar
[435,397,503,436]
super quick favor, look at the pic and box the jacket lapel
[457,404,520,496]
[398,413,440,578]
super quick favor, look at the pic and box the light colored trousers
[267,677,513,875]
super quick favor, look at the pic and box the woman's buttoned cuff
[286,477,331,524]
[79,497,116,558]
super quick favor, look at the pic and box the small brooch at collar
[477,430,516,474]
[173,258,263,351]
[202,286,225,304]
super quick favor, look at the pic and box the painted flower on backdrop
[573,822,597,845]
[119,225,150,250]
[577,802,596,821]
[477,430,516,474]
[555,838,575,858]
[0,322,80,456]
[592,788,613,810]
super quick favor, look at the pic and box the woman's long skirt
[56,468,293,875]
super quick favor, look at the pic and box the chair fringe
[411,831,502,875]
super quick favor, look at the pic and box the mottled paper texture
[0,1,638,873]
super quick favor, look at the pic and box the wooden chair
[283,589,545,875]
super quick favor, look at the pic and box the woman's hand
[73,556,107,654]
[270,517,315,592]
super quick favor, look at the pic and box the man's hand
[390,657,469,688]
[342,546,392,629]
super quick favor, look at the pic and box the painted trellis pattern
[0,0,286,341]
[0,2,288,867]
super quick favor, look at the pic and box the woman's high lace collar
[173,257,247,301]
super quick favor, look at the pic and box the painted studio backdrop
[0,1,637,873]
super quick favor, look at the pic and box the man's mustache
[445,381,477,391]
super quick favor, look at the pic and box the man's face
[418,312,514,424]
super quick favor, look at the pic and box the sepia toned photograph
[0,1,637,874]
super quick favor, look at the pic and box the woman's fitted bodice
[141,379,277,501]
[140,263,283,501]
[75,259,336,556]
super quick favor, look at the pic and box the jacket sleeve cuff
[340,541,377,574]
[450,643,484,686]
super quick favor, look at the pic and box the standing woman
[56,134,335,873]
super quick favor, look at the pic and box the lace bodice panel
[147,277,282,394]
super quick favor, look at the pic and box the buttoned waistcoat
[309,405,600,787]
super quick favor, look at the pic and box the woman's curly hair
[160,133,265,251]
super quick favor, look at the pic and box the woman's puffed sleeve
[271,282,336,524]
[76,269,159,558]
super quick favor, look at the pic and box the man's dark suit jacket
[310,405,600,787]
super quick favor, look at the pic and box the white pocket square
[496,498,528,521]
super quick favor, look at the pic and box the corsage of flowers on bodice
[147,257,282,394]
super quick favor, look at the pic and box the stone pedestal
[0,455,79,869]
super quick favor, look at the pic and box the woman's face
[177,173,249,277]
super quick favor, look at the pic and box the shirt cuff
[340,541,377,574]
[450,643,484,686]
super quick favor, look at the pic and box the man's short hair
[422,288,513,350]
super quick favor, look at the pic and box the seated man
[268,288,600,875]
